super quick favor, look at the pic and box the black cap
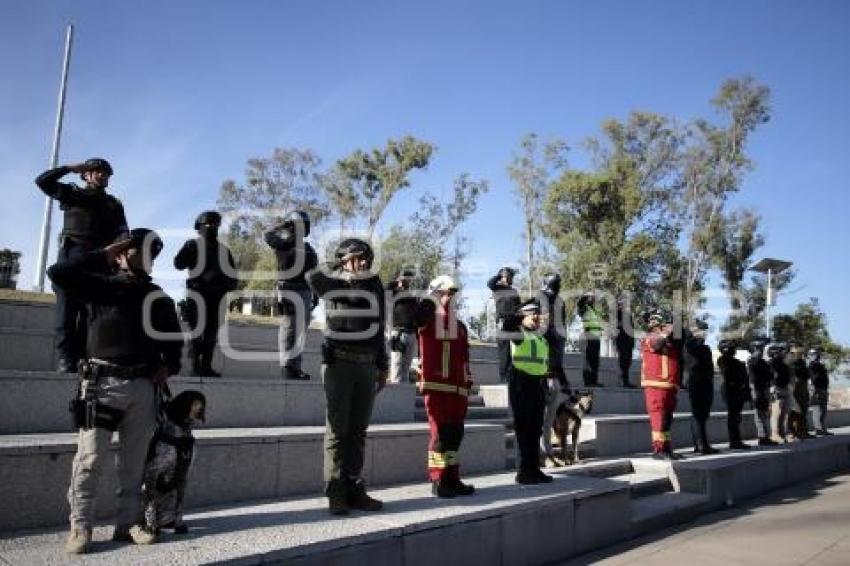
[194,210,222,230]
[541,273,561,294]
[128,228,163,260]
[83,158,113,175]
[335,238,373,264]
[517,298,541,315]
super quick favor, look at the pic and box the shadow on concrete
[559,472,848,566]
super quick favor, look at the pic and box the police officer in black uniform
[808,348,832,435]
[538,273,571,460]
[306,238,388,515]
[684,322,717,454]
[386,268,419,383]
[265,211,319,380]
[717,339,752,450]
[174,211,238,377]
[36,158,129,373]
[747,340,778,446]
[767,343,792,443]
[487,267,520,383]
[788,343,814,440]
[615,298,636,387]
[47,229,183,554]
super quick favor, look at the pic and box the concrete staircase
[3,297,850,565]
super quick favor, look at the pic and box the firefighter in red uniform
[416,275,476,498]
[641,310,684,461]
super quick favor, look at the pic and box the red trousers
[644,387,678,454]
[424,392,468,482]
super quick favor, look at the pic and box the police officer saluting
[684,321,717,455]
[508,299,553,485]
[717,339,752,450]
[47,229,183,554]
[808,347,832,436]
[577,292,604,387]
[387,268,419,383]
[174,211,238,377]
[788,343,814,440]
[538,273,571,462]
[36,158,129,373]
[487,267,520,383]
[306,238,388,515]
[266,211,318,380]
[747,340,778,446]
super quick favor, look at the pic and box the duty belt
[332,348,376,364]
[85,358,154,379]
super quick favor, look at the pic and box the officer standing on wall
[684,321,717,455]
[35,159,129,373]
[808,348,832,435]
[174,211,237,377]
[265,211,318,380]
[615,297,636,388]
[640,310,683,460]
[767,343,792,443]
[416,275,476,498]
[306,238,387,515]
[538,273,571,462]
[47,229,183,554]
[487,267,520,383]
[577,292,604,387]
[717,339,752,450]
[507,299,553,484]
[747,340,778,446]
[386,268,419,383]
[788,343,814,440]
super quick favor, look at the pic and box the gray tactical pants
[322,359,377,491]
[389,330,417,384]
[770,386,790,441]
[278,287,313,372]
[68,375,156,530]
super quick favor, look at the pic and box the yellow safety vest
[582,306,603,336]
[510,331,549,377]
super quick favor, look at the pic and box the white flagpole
[34,23,74,292]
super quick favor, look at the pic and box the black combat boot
[431,480,457,498]
[347,479,383,511]
[326,480,349,516]
[449,478,476,496]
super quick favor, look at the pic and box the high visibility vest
[582,306,603,336]
[511,331,549,377]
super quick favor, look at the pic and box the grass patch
[0,289,56,304]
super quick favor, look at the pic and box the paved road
[565,472,850,566]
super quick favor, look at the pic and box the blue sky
[2,0,849,343]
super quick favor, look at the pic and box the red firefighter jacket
[640,330,681,390]
[418,308,471,397]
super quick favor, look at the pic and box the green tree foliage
[544,112,685,313]
[378,174,489,285]
[772,298,849,370]
[217,148,331,288]
[320,165,361,235]
[507,133,569,295]
[681,76,771,306]
[336,136,434,234]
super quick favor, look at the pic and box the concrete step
[4,434,850,565]
[478,384,728,414]
[414,405,510,422]
[611,472,675,499]
[0,470,633,565]
[630,491,712,537]
[0,422,506,531]
[0,370,416,434]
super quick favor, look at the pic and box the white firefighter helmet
[428,275,459,294]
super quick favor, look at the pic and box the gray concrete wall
[0,370,416,434]
[0,422,505,531]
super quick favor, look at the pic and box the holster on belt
[68,360,128,431]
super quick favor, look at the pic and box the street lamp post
[750,258,793,340]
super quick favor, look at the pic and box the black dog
[142,390,206,534]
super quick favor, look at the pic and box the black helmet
[335,238,373,264]
[194,210,222,231]
[284,210,311,237]
[83,157,113,175]
[766,342,786,359]
[718,339,737,355]
[541,273,561,294]
[128,228,163,260]
[749,339,768,354]
[498,266,517,278]
[642,309,666,329]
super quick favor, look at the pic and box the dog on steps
[546,391,594,466]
